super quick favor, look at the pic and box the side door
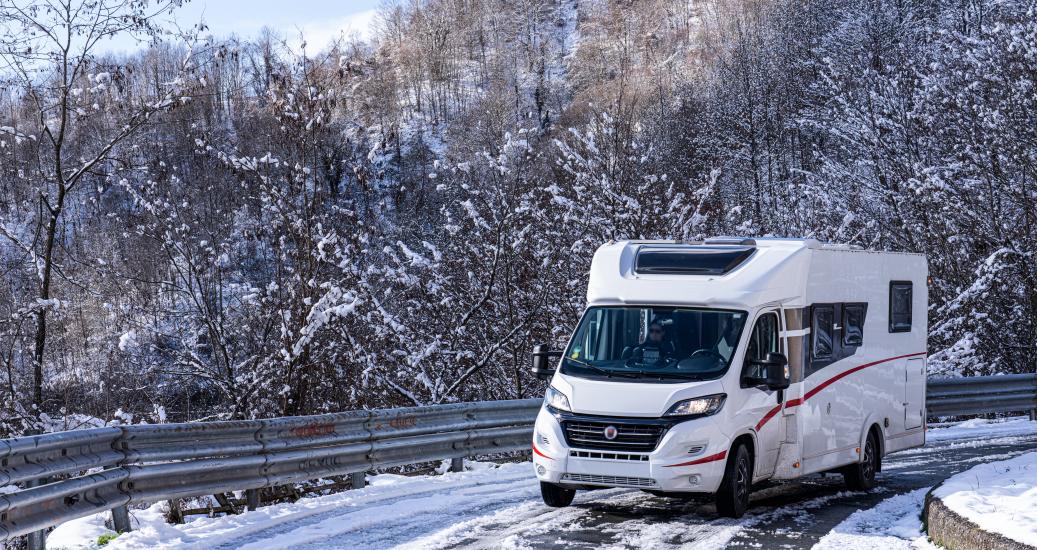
[905,357,925,429]
[740,309,785,478]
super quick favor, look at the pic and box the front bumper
[531,406,729,493]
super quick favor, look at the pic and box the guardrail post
[103,463,132,533]
[23,428,46,550]
[245,488,260,511]
[167,499,184,524]
[450,457,464,472]
[24,481,46,549]
[25,525,45,550]
[350,471,366,490]
[1028,369,1037,421]
[111,505,132,533]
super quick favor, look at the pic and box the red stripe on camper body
[665,450,728,468]
[755,352,927,430]
[798,351,928,404]
[532,443,553,460]
[756,404,783,431]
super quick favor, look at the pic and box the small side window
[742,312,780,384]
[843,303,866,346]
[889,281,912,333]
[812,305,834,359]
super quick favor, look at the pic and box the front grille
[570,450,649,461]
[562,420,667,452]
[563,473,657,487]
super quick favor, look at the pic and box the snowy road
[61,417,1037,550]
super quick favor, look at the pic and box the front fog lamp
[545,386,571,412]
[663,393,726,417]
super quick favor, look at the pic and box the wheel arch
[730,430,757,476]
[858,418,885,472]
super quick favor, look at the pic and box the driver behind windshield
[624,320,676,365]
[715,318,738,360]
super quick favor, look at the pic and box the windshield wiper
[653,371,705,380]
[564,358,699,381]
[563,357,634,378]
[625,369,704,381]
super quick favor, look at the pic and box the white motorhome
[530,238,927,517]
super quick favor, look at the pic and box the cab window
[742,311,780,383]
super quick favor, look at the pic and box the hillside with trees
[1,0,1034,433]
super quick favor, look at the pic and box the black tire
[843,431,880,491]
[540,481,576,507]
[715,443,752,518]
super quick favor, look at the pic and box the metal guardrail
[2,374,1036,546]
[0,399,541,544]
[926,374,1037,417]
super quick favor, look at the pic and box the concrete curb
[923,482,1034,550]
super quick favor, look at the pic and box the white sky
[103,0,383,54]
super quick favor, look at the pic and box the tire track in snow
[217,466,539,550]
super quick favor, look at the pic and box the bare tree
[0,0,194,421]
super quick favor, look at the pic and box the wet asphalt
[441,431,1037,549]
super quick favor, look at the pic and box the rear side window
[889,281,912,333]
[843,303,866,346]
[812,305,834,359]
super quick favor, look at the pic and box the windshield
[561,306,747,382]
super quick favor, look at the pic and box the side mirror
[531,344,562,380]
[764,352,790,391]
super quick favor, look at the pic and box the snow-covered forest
[0,0,1034,433]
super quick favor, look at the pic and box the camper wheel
[540,481,576,507]
[715,442,753,518]
[843,430,880,490]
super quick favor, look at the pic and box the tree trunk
[32,206,61,415]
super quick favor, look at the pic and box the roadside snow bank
[813,489,937,549]
[927,416,1037,443]
[932,450,1037,547]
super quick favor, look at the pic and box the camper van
[530,238,927,517]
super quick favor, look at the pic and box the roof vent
[634,245,755,276]
[704,236,757,246]
[819,242,864,250]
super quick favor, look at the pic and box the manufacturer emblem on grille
[603,425,618,440]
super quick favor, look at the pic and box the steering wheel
[690,348,725,362]
[625,347,673,369]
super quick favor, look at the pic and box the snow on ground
[47,509,140,549]
[812,489,937,550]
[887,416,1037,467]
[49,461,538,550]
[927,416,1037,442]
[932,450,1037,547]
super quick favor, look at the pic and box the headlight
[663,393,726,417]
[545,386,571,412]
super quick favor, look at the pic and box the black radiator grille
[562,420,666,452]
